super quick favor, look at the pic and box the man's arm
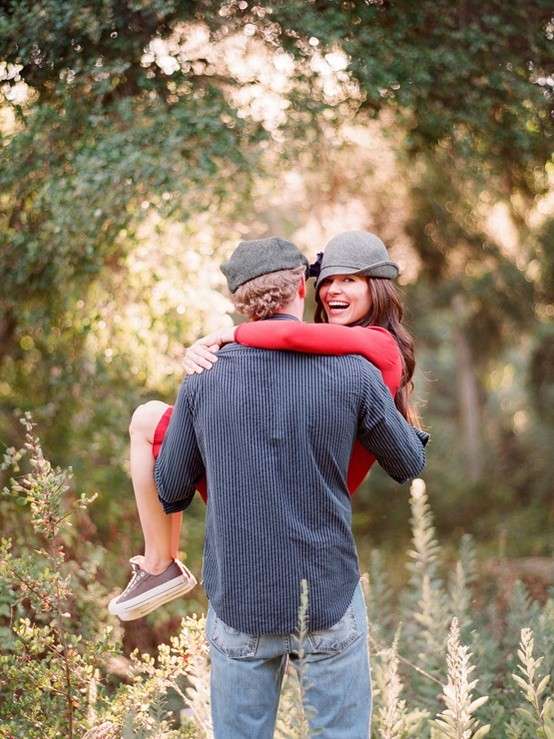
[357,363,429,484]
[154,379,204,513]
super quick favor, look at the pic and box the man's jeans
[206,581,371,738]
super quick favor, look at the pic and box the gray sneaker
[108,556,197,621]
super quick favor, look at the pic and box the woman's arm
[183,326,236,375]
[184,321,405,495]
[236,322,402,396]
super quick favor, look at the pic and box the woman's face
[318,274,371,325]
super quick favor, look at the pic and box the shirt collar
[265,313,300,322]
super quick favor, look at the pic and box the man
[154,236,428,738]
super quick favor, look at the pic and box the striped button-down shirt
[155,317,428,635]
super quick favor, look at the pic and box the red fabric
[235,321,403,494]
[152,406,208,502]
[152,406,173,458]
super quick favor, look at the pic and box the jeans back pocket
[207,606,259,659]
[307,585,364,654]
[307,606,359,654]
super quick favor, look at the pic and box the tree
[0,1,262,369]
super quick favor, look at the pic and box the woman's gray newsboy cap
[221,237,308,293]
[316,231,399,289]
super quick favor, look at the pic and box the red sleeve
[236,321,402,396]
[236,320,403,495]
[196,477,208,503]
[347,442,376,495]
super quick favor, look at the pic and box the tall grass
[1,423,552,737]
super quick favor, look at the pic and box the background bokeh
[1,0,553,640]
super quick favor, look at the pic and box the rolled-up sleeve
[154,380,204,513]
[357,365,429,483]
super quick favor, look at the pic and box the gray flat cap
[221,237,308,293]
[316,231,399,289]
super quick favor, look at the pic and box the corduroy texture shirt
[154,316,429,635]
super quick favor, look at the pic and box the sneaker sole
[109,575,197,621]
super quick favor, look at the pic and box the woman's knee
[129,400,169,440]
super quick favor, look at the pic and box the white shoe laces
[120,564,146,597]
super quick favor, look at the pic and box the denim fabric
[206,581,372,739]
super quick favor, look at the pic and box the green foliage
[368,480,553,738]
[0,415,116,737]
[1,428,553,737]
[0,1,262,448]
[251,0,552,186]
[102,614,212,737]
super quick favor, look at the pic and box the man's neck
[274,301,304,321]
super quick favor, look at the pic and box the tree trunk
[452,294,483,481]
[0,308,16,364]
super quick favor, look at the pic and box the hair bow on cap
[307,252,323,279]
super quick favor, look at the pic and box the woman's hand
[183,327,236,375]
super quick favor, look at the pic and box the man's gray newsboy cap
[221,237,308,293]
[316,231,399,289]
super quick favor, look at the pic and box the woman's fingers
[197,332,220,347]
[183,326,236,375]
[184,343,219,375]
[197,327,236,347]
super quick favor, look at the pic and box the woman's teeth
[328,301,349,310]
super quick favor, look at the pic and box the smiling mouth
[327,301,350,311]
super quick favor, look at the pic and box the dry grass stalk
[408,478,441,584]
[414,573,449,660]
[431,617,490,739]
[373,631,429,738]
[448,561,471,627]
[406,479,449,678]
[512,627,554,738]
[275,578,314,738]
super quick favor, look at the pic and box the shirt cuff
[154,462,186,514]
[159,497,188,514]
[414,427,430,447]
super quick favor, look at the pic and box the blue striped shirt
[154,318,428,634]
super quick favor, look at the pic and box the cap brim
[315,262,399,288]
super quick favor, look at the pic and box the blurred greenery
[1,0,552,661]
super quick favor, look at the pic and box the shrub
[1,419,552,737]
[0,415,114,737]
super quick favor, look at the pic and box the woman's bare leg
[129,400,182,575]
[169,510,182,560]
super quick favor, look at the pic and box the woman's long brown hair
[315,278,420,426]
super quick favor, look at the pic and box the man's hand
[183,327,236,375]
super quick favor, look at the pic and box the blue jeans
[206,581,371,738]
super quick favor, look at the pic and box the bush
[1,419,552,737]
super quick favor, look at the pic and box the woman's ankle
[142,554,173,575]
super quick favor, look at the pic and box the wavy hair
[232,266,305,321]
[315,278,420,426]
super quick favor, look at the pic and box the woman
[108,231,420,620]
